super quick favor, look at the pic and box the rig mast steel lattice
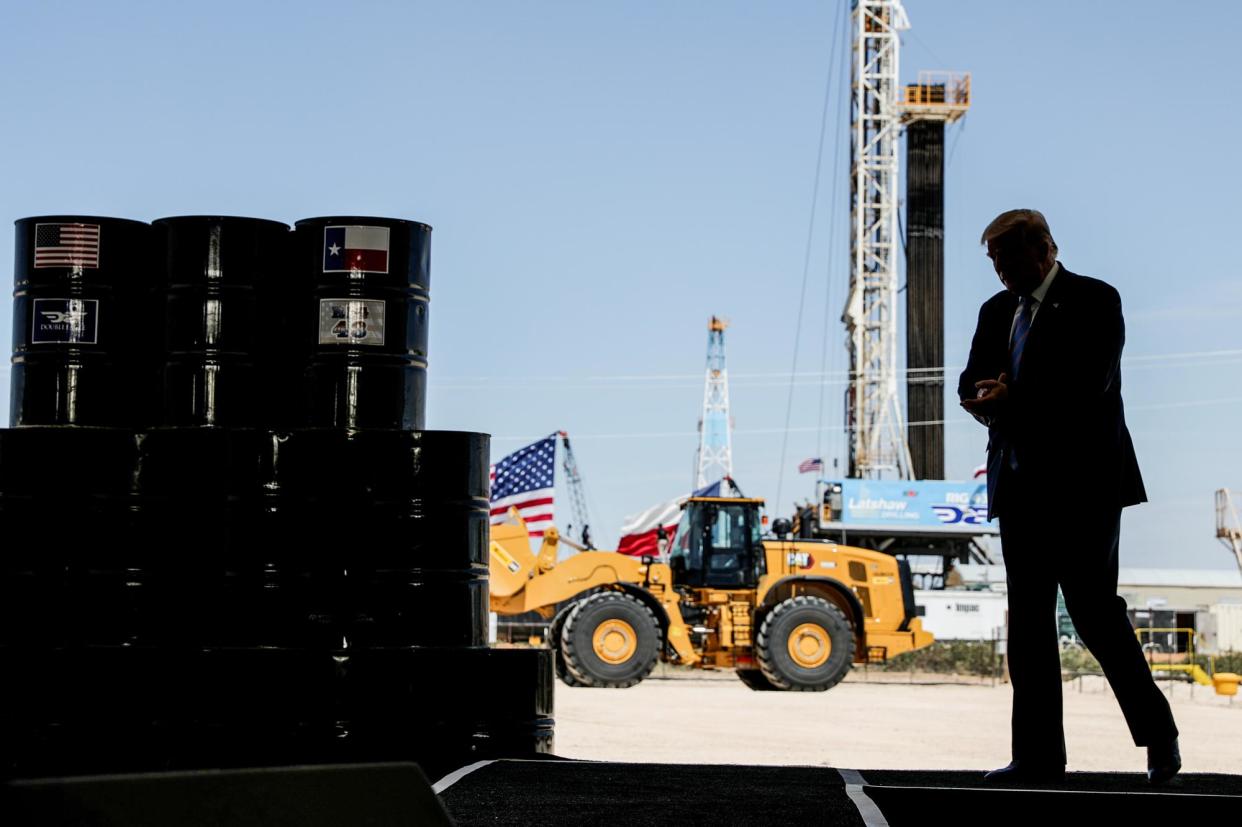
[844,0,913,479]
[695,316,733,489]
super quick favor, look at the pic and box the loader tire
[735,669,780,691]
[549,604,584,687]
[756,595,854,691]
[561,592,659,688]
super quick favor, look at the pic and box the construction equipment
[695,316,733,489]
[490,495,932,691]
[558,431,595,549]
[795,478,998,570]
[843,1,971,482]
[845,0,913,479]
[899,71,971,481]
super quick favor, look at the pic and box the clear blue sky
[2,1,1238,569]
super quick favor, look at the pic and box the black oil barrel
[0,428,233,648]
[0,428,139,647]
[0,646,553,779]
[220,429,490,648]
[10,216,152,427]
[291,217,430,430]
[0,428,489,650]
[152,216,291,427]
[105,428,233,646]
[0,211,553,783]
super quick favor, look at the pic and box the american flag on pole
[34,223,100,269]
[798,457,824,474]
[490,434,557,537]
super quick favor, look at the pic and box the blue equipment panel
[819,479,997,535]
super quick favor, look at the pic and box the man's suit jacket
[957,264,1146,519]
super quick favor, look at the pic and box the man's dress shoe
[983,761,1066,783]
[1147,738,1181,785]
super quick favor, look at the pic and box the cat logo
[787,551,814,569]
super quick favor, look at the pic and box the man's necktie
[1006,296,1034,473]
[1009,296,1034,380]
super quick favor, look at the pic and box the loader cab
[668,498,764,589]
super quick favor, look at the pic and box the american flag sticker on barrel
[323,225,390,273]
[34,223,101,269]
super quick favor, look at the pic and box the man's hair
[980,209,1058,254]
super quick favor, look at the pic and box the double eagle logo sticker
[319,225,390,347]
[32,299,98,345]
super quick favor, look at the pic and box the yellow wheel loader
[489,496,933,691]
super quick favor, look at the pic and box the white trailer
[914,589,1007,641]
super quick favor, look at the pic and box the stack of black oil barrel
[0,215,552,781]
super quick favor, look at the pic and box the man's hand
[960,372,1009,418]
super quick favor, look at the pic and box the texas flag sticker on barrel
[323,225,390,274]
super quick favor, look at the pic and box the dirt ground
[554,668,1242,773]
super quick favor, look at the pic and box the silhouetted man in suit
[959,209,1180,784]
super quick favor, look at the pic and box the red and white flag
[323,225,390,274]
[616,496,686,557]
[490,435,557,537]
[616,479,724,557]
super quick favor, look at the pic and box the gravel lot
[554,669,1241,774]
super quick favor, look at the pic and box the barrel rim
[14,215,150,228]
[0,427,489,438]
[294,428,491,441]
[150,215,292,230]
[294,216,433,233]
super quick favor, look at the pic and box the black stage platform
[437,759,1242,825]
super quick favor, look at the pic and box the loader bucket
[490,513,537,598]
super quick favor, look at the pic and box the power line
[430,349,1242,389]
[816,0,850,466]
[775,1,846,518]
[489,393,1242,443]
[945,114,966,172]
